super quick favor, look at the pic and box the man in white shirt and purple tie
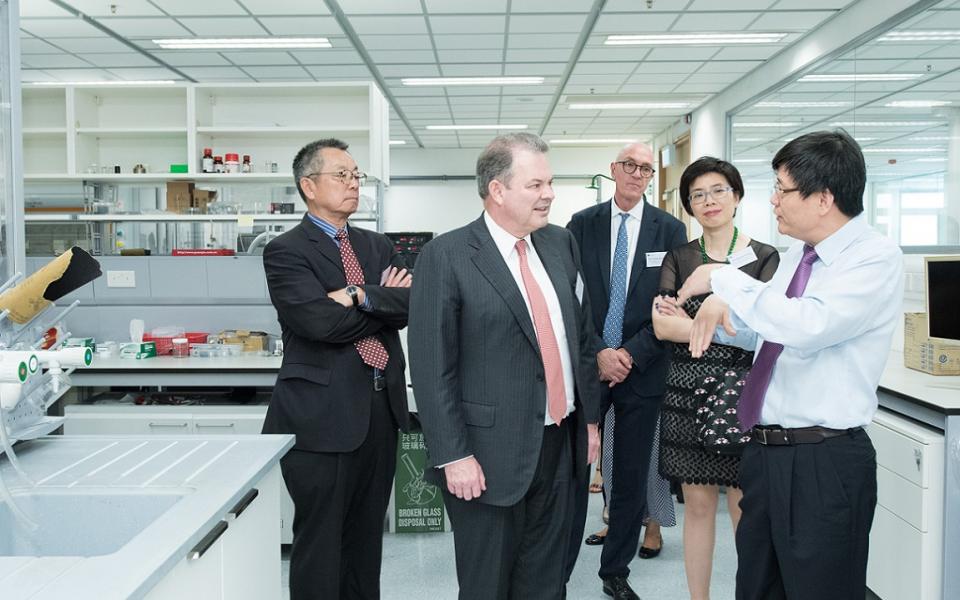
[676,129,903,600]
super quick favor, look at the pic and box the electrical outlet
[106,270,136,288]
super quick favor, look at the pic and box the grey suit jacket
[409,215,601,507]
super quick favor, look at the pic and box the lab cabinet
[865,408,944,600]
[144,466,281,600]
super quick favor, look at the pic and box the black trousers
[598,393,661,579]
[281,390,398,600]
[735,428,877,600]
[444,419,575,600]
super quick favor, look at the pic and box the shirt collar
[306,212,343,240]
[484,211,532,261]
[611,196,644,222]
[812,213,870,266]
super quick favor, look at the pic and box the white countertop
[86,355,282,371]
[878,350,960,415]
[0,434,294,599]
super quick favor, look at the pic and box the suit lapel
[593,201,612,301]
[532,229,579,362]
[301,213,346,274]
[468,217,540,352]
[627,200,659,299]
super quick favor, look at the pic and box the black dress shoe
[585,533,606,546]
[602,576,640,600]
[637,534,662,559]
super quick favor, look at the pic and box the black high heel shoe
[637,534,663,559]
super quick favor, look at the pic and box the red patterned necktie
[515,240,567,426]
[737,244,819,429]
[335,229,389,370]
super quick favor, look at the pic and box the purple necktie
[737,244,819,430]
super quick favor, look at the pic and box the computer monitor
[924,255,960,344]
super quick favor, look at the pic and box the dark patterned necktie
[335,229,389,370]
[737,244,819,429]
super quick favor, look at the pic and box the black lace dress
[658,238,780,487]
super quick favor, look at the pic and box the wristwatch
[345,285,360,307]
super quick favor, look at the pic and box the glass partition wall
[730,0,960,252]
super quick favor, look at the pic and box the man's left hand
[676,263,725,305]
[689,294,736,358]
[381,266,412,288]
[587,423,600,464]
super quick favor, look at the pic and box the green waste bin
[394,424,445,533]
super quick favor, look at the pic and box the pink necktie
[335,229,389,370]
[737,244,819,429]
[515,240,567,425]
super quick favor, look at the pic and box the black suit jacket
[567,199,687,399]
[262,214,410,452]
[409,216,601,507]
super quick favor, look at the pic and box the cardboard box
[904,312,960,375]
[192,188,217,214]
[119,341,157,360]
[218,329,269,353]
[166,181,195,214]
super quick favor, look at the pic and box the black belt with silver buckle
[752,425,859,446]
[373,375,386,392]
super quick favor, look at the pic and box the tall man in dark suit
[409,133,601,600]
[567,143,687,600]
[262,138,411,600]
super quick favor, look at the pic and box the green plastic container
[169,163,189,173]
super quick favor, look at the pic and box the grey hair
[293,138,350,202]
[475,132,549,199]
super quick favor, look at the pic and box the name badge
[645,251,666,268]
[728,246,758,269]
[575,274,585,305]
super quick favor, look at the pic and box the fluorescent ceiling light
[426,124,528,130]
[885,100,952,108]
[854,137,878,142]
[878,31,960,42]
[735,159,768,163]
[830,121,941,127]
[153,37,331,49]
[798,73,923,82]
[403,77,544,86]
[909,136,951,141]
[755,101,852,108]
[31,80,176,86]
[605,33,786,45]
[549,138,639,145]
[732,122,801,128]
[569,102,691,110]
[389,140,406,145]
[861,147,944,153]
[915,157,948,162]
[735,137,764,142]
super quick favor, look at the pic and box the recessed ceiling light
[549,138,640,145]
[732,122,801,128]
[830,121,941,127]
[909,136,951,141]
[389,140,406,145]
[861,147,944,153]
[605,33,786,45]
[754,101,852,108]
[154,37,331,49]
[735,137,764,142]
[799,73,923,82]
[569,102,691,110]
[915,157,948,162]
[884,100,952,108]
[31,80,177,86]
[403,77,544,86]
[878,30,960,42]
[426,124,528,130]
[735,159,768,163]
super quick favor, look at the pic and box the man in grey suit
[409,132,601,600]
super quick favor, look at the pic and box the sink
[0,488,189,557]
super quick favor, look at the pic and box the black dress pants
[443,419,575,600]
[735,428,877,600]
[281,390,398,600]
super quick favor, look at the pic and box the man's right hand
[444,457,486,501]
[597,347,631,387]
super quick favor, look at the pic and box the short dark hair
[679,156,745,216]
[475,132,549,199]
[293,138,350,202]
[771,129,865,217]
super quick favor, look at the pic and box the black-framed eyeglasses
[615,161,655,178]
[689,186,735,205]
[304,169,367,185]
[772,181,800,199]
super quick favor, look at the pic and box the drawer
[867,410,943,488]
[193,414,264,435]
[868,504,942,600]
[65,413,192,435]
[876,464,938,532]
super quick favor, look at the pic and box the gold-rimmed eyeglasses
[615,161,656,178]
[304,169,367,185]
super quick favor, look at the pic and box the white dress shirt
[610,197,644,283]
[711,215,903,429]
[485,211,576,425]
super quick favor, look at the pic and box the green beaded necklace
[699,226,738,264]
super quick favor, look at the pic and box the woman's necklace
[699,226,738,264]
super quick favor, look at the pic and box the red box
[171,249,236,256]
[143,332,208,355]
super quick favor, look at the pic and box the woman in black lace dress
[652,157,779,600]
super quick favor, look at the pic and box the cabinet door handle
[148,422,189,428]
[188,521,228,560]
[228,488,259,519]
[195,423,236,429]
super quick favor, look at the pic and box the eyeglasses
[772,181,800,199]
[615,161,656,178]
[304,169,367,185]
[689,186,735,205]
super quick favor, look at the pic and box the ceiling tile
[19,18,105,37]
[772,0,854,8]
[711,45,782,60]
[433,34,505,50]
[99,67,182,80]
[244,66,313,79]
[99,18,193,37]
[81,53,163,68]
[594,13,680,32]
[572,62,637,75]
[561,84,622,94]
[50,37,133,53]
[671,11,760,31]
[510,15,587,33]
[217,51,298,65]
[644,46,720,61]
[258,17,342,35]
[306,65,376,78]
[604,0,693,9]
[631,61,703,73]
[175,17,270,36]
[19,4,74,17]
[505,48,574,62]
[625,73,689,84]
[695,60,763,73]
[359,35,434,50]
[180,66,253,79]
[368,50,437,63]
[20,71,61,82]
[511,0,594,11]
[67,0,165,16]
[429,15,507,34]
[579,47,652,61]
[341,0,424,14]
[18,54,93,69]
[20,38,64,54]
[36,68,126,81]
[379,64,442,77]
[750,11,835,30]
[436,49,504,62]
[505,63,568,75]
[508,33,580,48]
[439,63,505,76]
[425,0,508,12]
[234,0,330,14]
[689,0,775,7]
[350,16,429,34]
[290,50,364,65]
[567,73,630,85]
[148,0,249,16]
[149,51,232,66]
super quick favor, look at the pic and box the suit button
[536,373,544,382]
